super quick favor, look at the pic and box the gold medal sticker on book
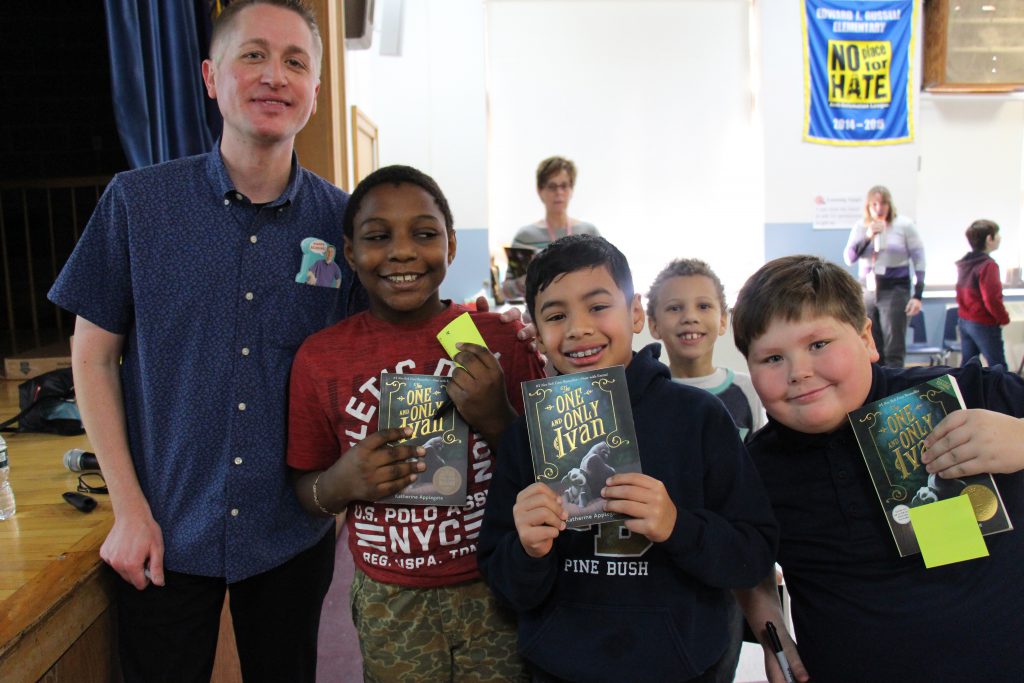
[378,372,469,506]
[848,374,1013,557]
[521,365,642,528]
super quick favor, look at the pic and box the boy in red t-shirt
[287,165,544,681]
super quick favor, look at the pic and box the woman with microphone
[843,185,927,368]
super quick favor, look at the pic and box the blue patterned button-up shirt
[49,148,364,581]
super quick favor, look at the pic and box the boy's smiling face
[747,312,877,434]
[344,182,455,325]
[648,275,728,366]
[534,265,644,373]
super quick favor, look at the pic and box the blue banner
[803,0,916,145]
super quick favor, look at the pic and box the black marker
[431,397,454,420]
[765,620,796,683]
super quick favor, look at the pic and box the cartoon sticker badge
[295,237,342,288]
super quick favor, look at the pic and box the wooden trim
[922,0,948,91]
[924,83,1024,93]
[0,554,115,683]
[295,0,350,190]
[350,106,380,186]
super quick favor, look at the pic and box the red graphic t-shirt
[287,304,545,587]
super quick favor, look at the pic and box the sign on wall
[802,0,916,145]
[813,193,864,229]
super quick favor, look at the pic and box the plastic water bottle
[0,434,15,520]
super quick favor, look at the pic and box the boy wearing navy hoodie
[478,235,778,683]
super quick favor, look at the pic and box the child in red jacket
[956,219,1010,367]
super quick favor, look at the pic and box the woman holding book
[501,156,599,300]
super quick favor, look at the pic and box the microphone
[64,448,100,472]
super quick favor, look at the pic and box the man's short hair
[646,258,727,319]
[342,165,454,240]
[536,156,577,190]
[732,255,866,357]
[965,219,999,251]
[525,235,634,322]
[210,0,323,73]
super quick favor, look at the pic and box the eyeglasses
[543,182,572,193]
[77,472,108,495]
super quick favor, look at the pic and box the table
[0,380,115,682]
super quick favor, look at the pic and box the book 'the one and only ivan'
[522,365,642,527]
[848,374,1012,556]
[378,372,469,506]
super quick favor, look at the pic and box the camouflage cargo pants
[351,570,528,682]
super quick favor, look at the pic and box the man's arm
[73,316,164,590]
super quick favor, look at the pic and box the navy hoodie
[478,344,778,683]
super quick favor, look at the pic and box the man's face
[534,265,644,374]
[202,4,320,148]
[747,313,877,434]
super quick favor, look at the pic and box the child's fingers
[605,472,657,489]
[515,504,567,532]
[369,444,427,478]
[365,426,414,449]
[922,410,969,452]
[452,342,496,375]
[604,498,647,520]
[602,482,649,504]
[603,473,665,502]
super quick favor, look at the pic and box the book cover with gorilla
[378,373,469,506]
[522,365,642,527]
[848,374,1012,557]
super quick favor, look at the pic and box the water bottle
[0,434,15,520]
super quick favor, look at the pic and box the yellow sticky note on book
[908,495,989,568]
[437,312,488,366]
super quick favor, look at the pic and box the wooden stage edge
[0,379,242,682]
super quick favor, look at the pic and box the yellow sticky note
[908,495,989,569]
[437,312,488,364]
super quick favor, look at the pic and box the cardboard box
[3,339,72,380]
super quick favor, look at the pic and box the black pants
[865,281,910,367]
[115,528,335,683]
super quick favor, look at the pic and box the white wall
[486,0,764,299]
[761,0,1024,285]
[916,95,1024,283]
[344,0,489,229]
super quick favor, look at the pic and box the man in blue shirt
[49,2,353,681]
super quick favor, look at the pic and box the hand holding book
[923,408,1024,478]
[513,482,568,558]
[317,427,426,510]
[601,472,677,543]
[445,342,517,448]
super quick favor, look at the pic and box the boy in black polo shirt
[732,255,1024,683]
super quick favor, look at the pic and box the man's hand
[101,502,165,590]
[923,408,1024,478]
[905,298,922,316]
[320,427,426,507]
[513,482,566,558]
[602,473,677,542]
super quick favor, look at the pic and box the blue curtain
[104,0,222,168]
